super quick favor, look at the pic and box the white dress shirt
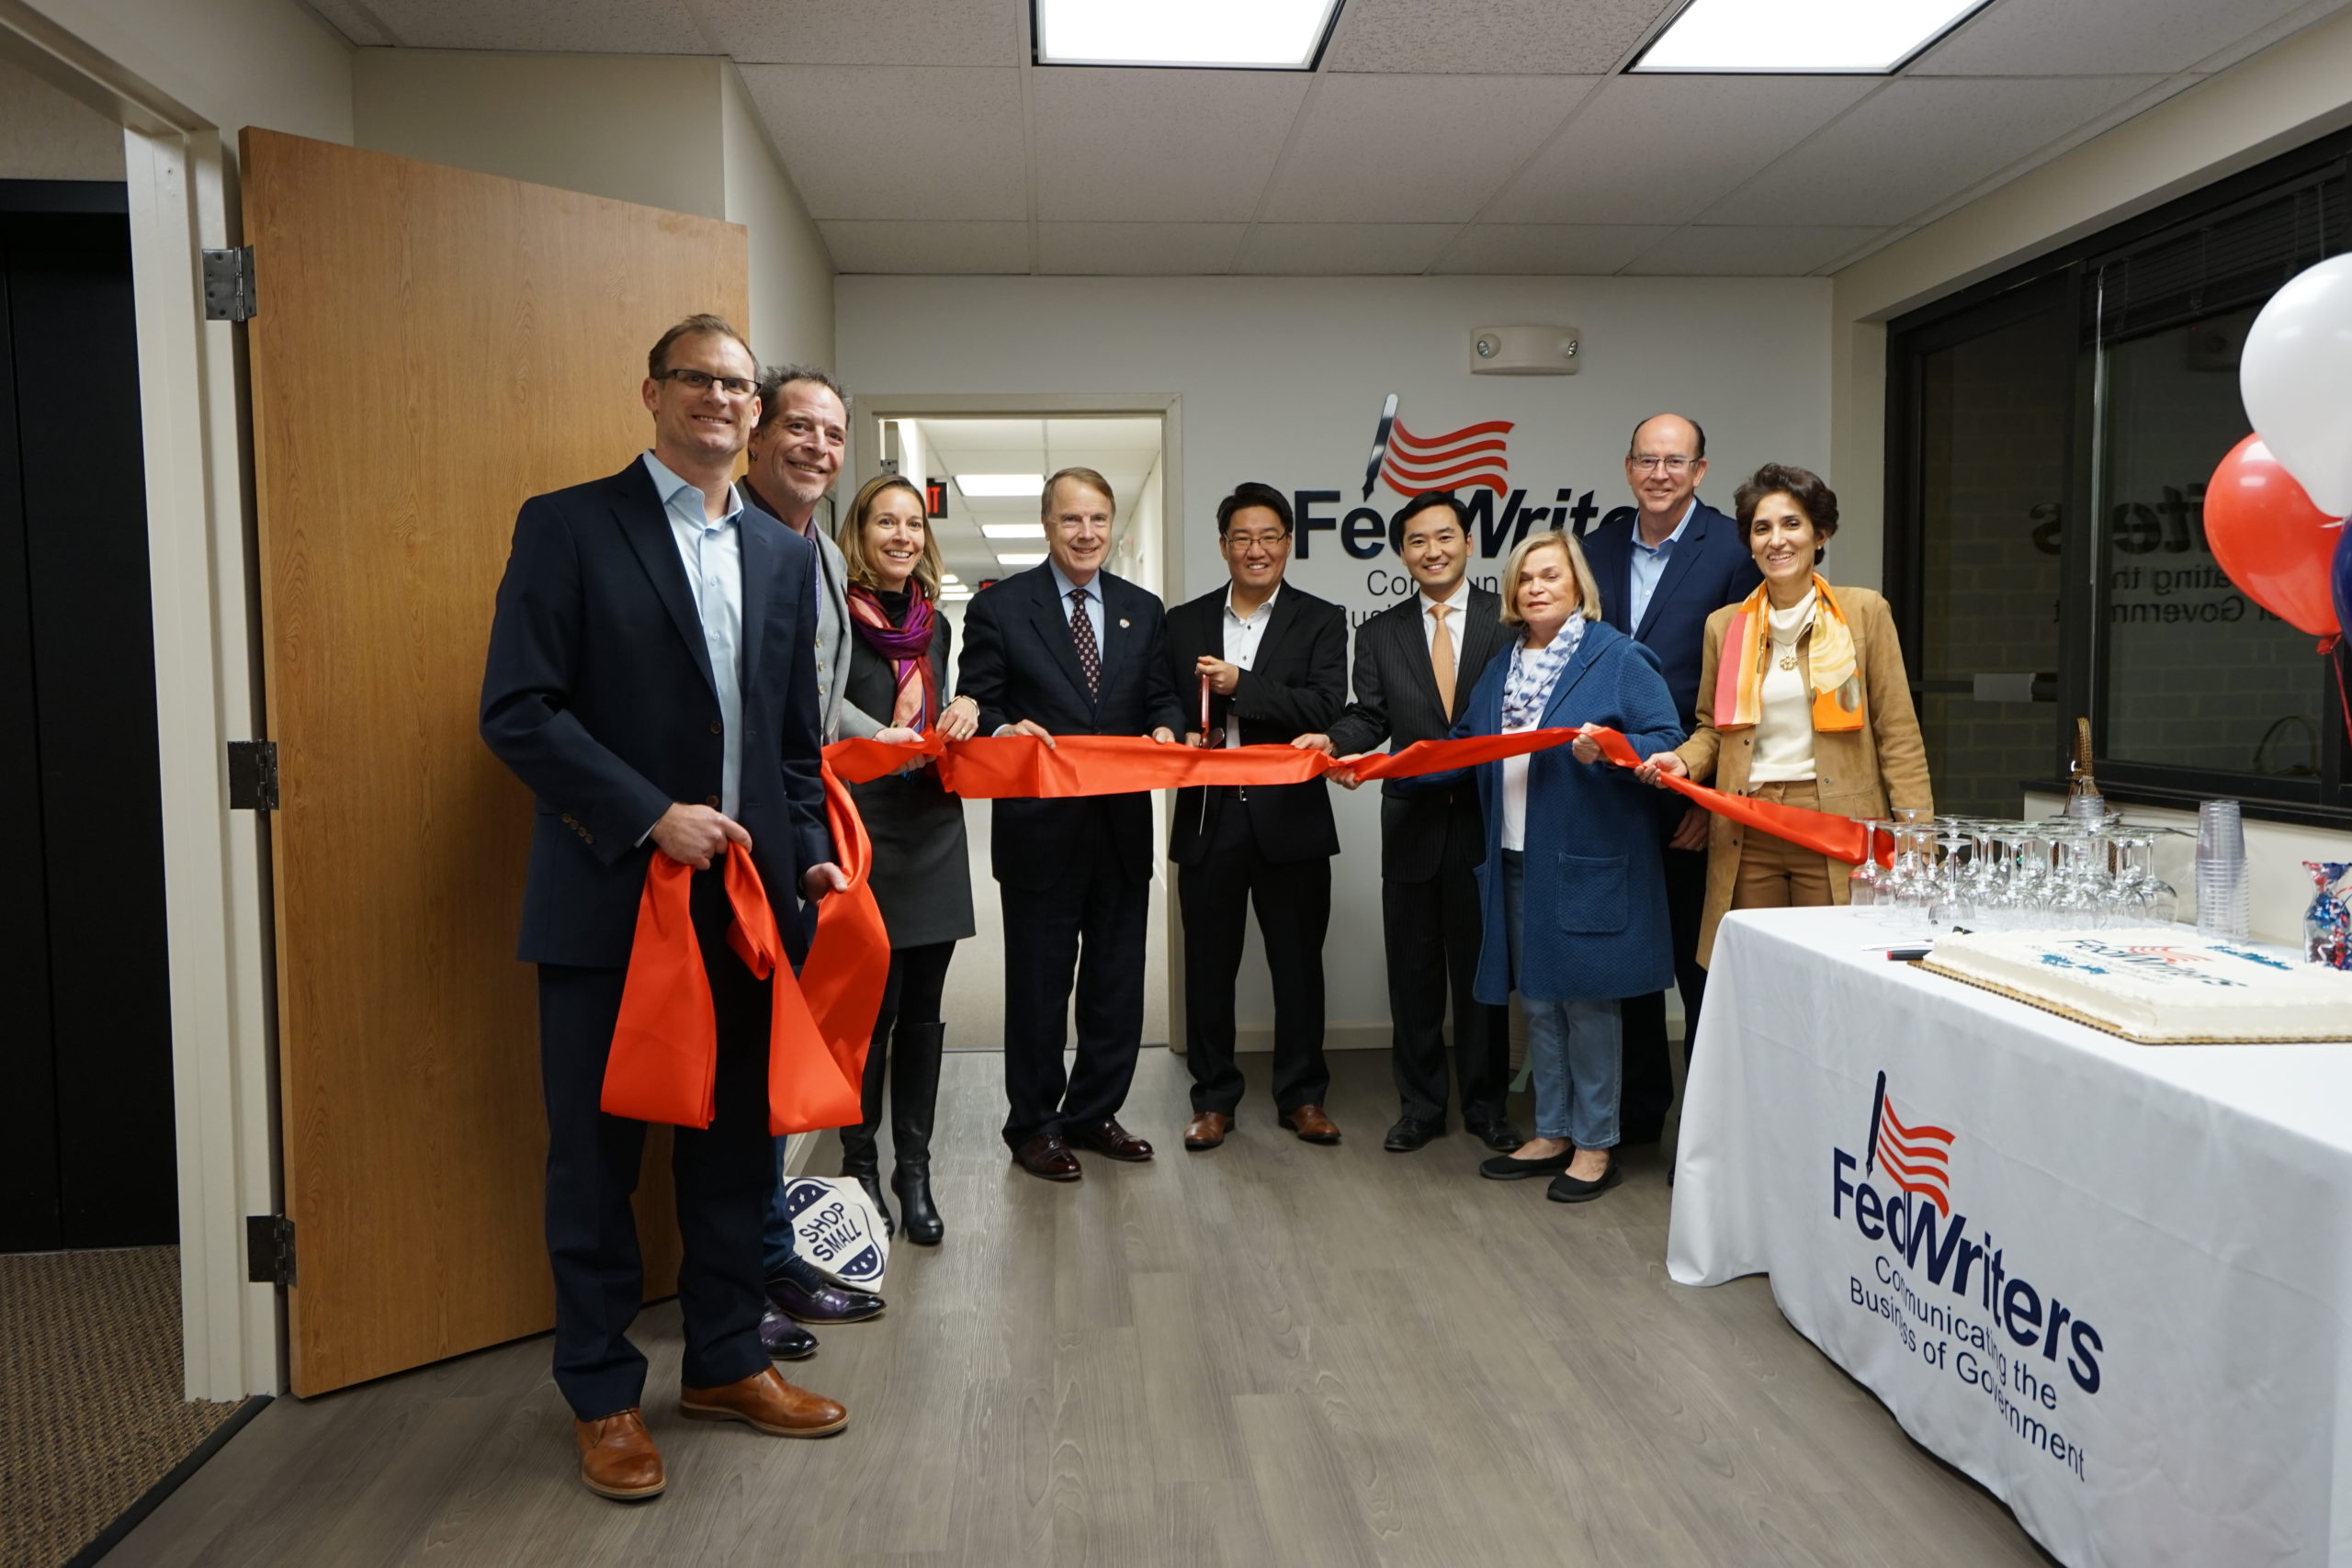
[643,449,745,818]
[1218,582,1278,748]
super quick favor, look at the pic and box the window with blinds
[2090,166,2346,345]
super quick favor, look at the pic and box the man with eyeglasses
[1162,483,1349,1151]
[481,313,853,1503]
[1581,413,1760,1147]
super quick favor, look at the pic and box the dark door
[0,185,176,1251]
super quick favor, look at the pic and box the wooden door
[242,128,747,1394]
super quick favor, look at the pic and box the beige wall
[354,49,835,369]
[1826,5,2352,589]
[0,51,122,179]
[20,0,351,148]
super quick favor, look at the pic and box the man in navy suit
[480,315,853,1502]
[956,467,1185,1181]
[1578,413,1760,1143]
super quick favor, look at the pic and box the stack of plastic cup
[2196,800,2249,940]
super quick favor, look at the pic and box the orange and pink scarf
[1712,574,1865,734]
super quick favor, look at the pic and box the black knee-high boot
[889,1021,945,1246]
[840,1013,893,1235]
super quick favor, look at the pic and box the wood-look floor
[102,1049,2055,1568]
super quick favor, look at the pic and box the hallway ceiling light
[981,523,1048,539]
[956,473,1046,496]
[1035,0,1345,70]
[941,573,962,585]
[1631,0,1992,73]
[995,551,1049,565]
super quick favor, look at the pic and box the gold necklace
[1771,626,1803,673]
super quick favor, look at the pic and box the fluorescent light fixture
[956,473,1045,498]
[940,573,962,585]
[942,588,974,601]
[1035,0,1343,70]
[981,523,1047,540]
[995,551,1048,566]
[1631,0,1991,73]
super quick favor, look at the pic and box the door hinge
[227,739,278,810]
[202,245,257,321]
[246,1213,296,1288]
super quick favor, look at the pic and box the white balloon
[2241,254,2352,517]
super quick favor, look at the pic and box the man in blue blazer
[1577,414,1760,1143]
[956,467,1185,1182]
[480,315,852,1501]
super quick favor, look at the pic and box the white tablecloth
[1668,908,2352,1568]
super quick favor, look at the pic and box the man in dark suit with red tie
[956,467,1186,1181]
[1162,482,1350,1152]
[1578,413,1761,1142]
[480,315,852,1502]
[1298,491,1521,1156]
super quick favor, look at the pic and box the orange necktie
[1430,604,1457,716]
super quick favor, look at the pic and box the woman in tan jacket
[1640,463,1931,967]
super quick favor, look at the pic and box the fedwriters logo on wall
[1292,395,1629,611]
[1833,1070,2102,1483]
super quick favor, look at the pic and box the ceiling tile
[819,220,1029,273]
[1234,223,1458,274]
[1434,223,1677,274]
[1324,0,1676,73]
[302,0,393,45]
[1622,224,1885,276]
[1033,68,1310,221]
[1487,74,1875,226]
[744,65,1026,220]
[697,0,1019,65]
[1038,221,1248,274]
[1259,73,1597,221]
[1913,0,2325,75]
[358,0,708,51]
[1704,75,2165,228]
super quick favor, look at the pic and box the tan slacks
[1731,780,1838,912]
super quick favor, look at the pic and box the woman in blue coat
[1365,529,1684,1202]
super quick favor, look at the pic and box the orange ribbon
[601,763,884,1136]
[1584,727,1884,865]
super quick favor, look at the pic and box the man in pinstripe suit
[1296,492,1521,1155]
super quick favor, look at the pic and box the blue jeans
[761,1134,796,1280]
[1501,851,1623,1149]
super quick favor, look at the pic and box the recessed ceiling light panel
[956,473,1046,497]
[995,551,1049,566]
[1035,0,1345,70]
[981,523,1049,540]
[1631,0,1992,73]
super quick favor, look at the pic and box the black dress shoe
[1384,1116,1442,1153]
[1546,1162,1624,1203]
[759,1307,818,1360]
[844,1168,893,1236]
[766,1258,887,1323]
[1012,1132,1083,1181]
[1479,1147,1572,1180]
[892,1163,943,1247]
[1466,1119,1523,1154]
[1065,1117,1154,1161]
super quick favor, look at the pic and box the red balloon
[2203,434,2344,639]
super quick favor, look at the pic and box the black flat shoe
[1466,1120,1523,1154]
[1546,1163,1623,1203]
[1384,1116,1443,1153]
[892,1164,944,1247]
[1479,1148,1572,1180]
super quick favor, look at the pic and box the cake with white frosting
[1924,928,2352,1043]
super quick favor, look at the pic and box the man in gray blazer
[741,366,891,1352]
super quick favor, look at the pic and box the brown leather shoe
[1067,1116,1155,1161]
[1280,1104,1341,1144]
[679,1366,848,1438]
[1183,1111,1232,1150]
[575,1408,665,1500]
[1012,1131,1082,1181]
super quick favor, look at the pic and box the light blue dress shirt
[1626,499,1696,634]
[1047,558,1103,631]
[643,450,745,818]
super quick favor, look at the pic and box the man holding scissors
[1162,482,1350,1152]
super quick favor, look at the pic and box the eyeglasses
[656,367,758,398]
[1224,531,1290,549]
[1630,455,1695,474]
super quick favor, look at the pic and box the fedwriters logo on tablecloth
[1833,1071,2102,1483]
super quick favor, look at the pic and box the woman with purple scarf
[833,475,978,1244]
